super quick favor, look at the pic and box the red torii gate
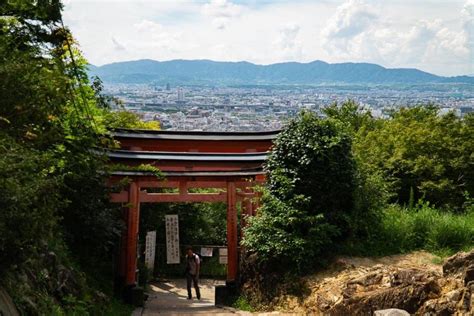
[107,129,277,295]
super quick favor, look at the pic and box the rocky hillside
[270,250,474,315]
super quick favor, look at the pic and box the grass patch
[232,295,255,312]
[346,202,474,257]
[102,298,135,316]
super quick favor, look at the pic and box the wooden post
[114,206,129,295]
[226,181,238,282]
[119,207,128,277]
[125,181,140,286]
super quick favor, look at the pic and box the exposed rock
[411,249,474,315]
[445,288,462,302]
[443,249,474,277]
[347,272,383,287]
[374,308,410,316]
[464,264,474,285]
[269,250,474,315]
[329,271,440,315]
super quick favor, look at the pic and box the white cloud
[320,0,472,74]
[202,0,243,30]
[400,20,440,63]
[322,0,377,40]
[111,37,126,51]
[134,20,164,34]
[273,23,303,60]
[63,0,472,76]
[463,0,474,52]
[320,0,382,60]
[131,20,184,55]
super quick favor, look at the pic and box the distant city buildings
[104,83,474,131]
[177,87,185,104]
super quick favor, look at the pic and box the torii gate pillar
[125,182,140,286]
[226,181,238,283]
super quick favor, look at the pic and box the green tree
[0,135,63,272]
[356,106,473,210]
[267,111,356,221]
[243,111,357,273]
[104,110,161,130]
[140,202,227,246]
[324,100,391,226]
[323,99,379,134]
[0,1,127,313]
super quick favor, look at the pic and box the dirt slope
[271,250,474,315]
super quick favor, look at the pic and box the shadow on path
[140,278,241,315]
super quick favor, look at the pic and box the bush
[266,111,356,221]
[243,190,339,273]
[243,111,357,274]
[0,134,63,272]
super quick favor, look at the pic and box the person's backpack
[184,253,201,275]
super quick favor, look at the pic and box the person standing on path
[185,247,201,300]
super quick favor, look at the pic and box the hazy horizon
[90,58,474,78]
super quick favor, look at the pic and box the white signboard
[165,215,180,264]
[145,231,156,272]
[219,248,228,264]
[200,247,213,257]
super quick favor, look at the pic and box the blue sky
[63,0,473,76]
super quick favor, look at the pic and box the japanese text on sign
[145,231,156,272]
[165,215,180,264]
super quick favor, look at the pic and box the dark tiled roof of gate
[106,149,268,161]
[110,169,264,177]
[111,128,280,141]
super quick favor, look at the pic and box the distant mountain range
[88,59,474,86]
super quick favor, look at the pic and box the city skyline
[64,0,473,77]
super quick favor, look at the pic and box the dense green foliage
[140,202,227,246]
[324,101,473,210]
[243,102,473,285]
[354,106,473,210]
[0,1,157,314]
[103,110,161,130]
[242,112,359,273]
[0,136,63,272]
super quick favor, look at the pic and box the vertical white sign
[219,248,228,264]
[165,215,180,264]
[145,231,156,272]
